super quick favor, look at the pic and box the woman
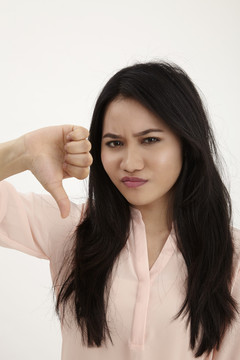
[0,61,239,360]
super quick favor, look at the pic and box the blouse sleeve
[211,227,240,360]
[0,180,84,261]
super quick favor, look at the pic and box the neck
[134,197,173,237]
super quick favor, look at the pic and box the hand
[23,125,92,218]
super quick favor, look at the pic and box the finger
[64,153,93,167]
[47,182,71,218]
[63,163,90,180]
[67,127,89,141]
[58,197,71,219]
[65,139,91,154]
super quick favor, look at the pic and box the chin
[125,198,150,207]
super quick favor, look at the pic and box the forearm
[0,136,29,181]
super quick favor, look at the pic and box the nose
[120,147,144,173]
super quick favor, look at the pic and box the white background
[0,0,239,359]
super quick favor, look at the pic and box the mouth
[121,177,148,188]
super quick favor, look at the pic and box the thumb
[47,182,70,219]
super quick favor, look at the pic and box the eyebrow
[102,128,164,139]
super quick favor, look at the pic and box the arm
[0,125,91,259]
[0,136,28,181]
[0,125,92,218]
[0,181,83,260]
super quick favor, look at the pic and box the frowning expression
[101,97,183,211]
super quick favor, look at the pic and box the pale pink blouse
[0,181,240,360]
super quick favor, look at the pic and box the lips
[121,177,148,188]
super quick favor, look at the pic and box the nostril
[120,156,144,173]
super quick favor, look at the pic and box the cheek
[153,148,182,165]
[153,148,183,179]
[166,152,183,183]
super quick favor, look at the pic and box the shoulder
[0,180,85,221]
[0,180,87,260]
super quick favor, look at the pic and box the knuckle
[78,127,89,139]
[64,142,70,151]
[85,140,92,151]
[90,154,93,165]
[87,154,93,166]
[81,140,90,152]
[83,154,92,166]
[83,167,90,177]
[78,167,89,179]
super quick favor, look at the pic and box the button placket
[129,213,150,349]
[128,209,176,350]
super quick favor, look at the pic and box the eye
[142,137,160,144]
[106,140,123,148]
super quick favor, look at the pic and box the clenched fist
[23,125,92,218]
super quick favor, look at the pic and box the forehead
[103,97,167,132]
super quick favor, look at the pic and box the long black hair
[55,61,238,357]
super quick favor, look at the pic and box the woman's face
[101,97,183,212]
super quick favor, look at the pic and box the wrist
[0,136,29,180]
